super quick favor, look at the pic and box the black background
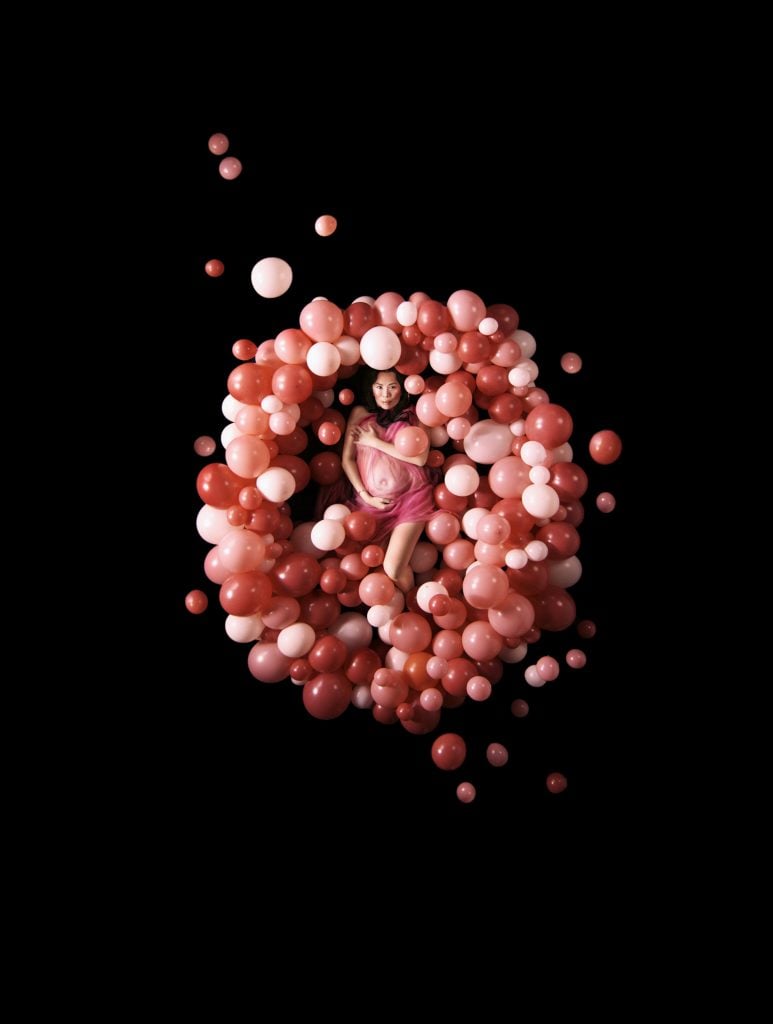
[158,121,643,845]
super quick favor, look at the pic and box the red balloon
[299,396,325,424]
[390,612,432,654]
[506,561,548,596]
[227,363,272,404]
[272,454,311,493]
[524,403,573,447]
[486,303,519,335]
[372,704,398,725]
[227,505,249,526]
[275,427,308,456]
[303,672,352,720]
[344,647,381,685]
[320,568,347,594]
[589,430,623,465]
[318,421,341,445]
[246,505,280,533]
[401,324,423,346]
[488,392,523,424]
[185,589,208,614]
[531,585,576,631]
[549,462,588,501]
[344,302,379,339]
[308,635,348,673]
[219,571,272,615]
[197,463,249,509]
[310,452,342,485]
[434,483,468,515]
[272,364,314,404]
[536,522,580,559]
[475,364,510,396]
[431,732,467,770]
[401,704,441,735]
[396,345,429,376]
[232,338,257,360]
[271,553,321,597]
[299,590,341,628]
[458,331,491,363]
[417,300,451,338]
[343,511,376,542]
[442,658,477,697]
[563,500,585,527]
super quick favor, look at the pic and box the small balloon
[219,156,242,179]
[315,214,338,237]
[251,257,293,299]
[205,259,224,278]
[208,133,229,154]
[185,590,208,614]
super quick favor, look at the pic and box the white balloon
[463,420,513,463]
[353,295,375,306]
[306,341,341,376]
[500,642,528,663]
[359,326,401,369]
[328,612,372,650]
[521,483,560,518]
[551,443,573,463]
[351,684,374,709]
[514,330,536,358]
[546,556,583,588]
[250,257,293,298]
[510,420,526,436]
[396,301,417,326]
[416,581,448,613]
[196,505,231,544]
[225,614,264,643]
[520,440,547,466]
[385,646,409,670]
[479,317,498,335]
[445,464,479,497]
[256,466,295,503]
[324,504,351,521]
[505,548,528,569]
[529,466,551,484]
[221,423,241,449]
[367,604,395,628]
[525,540,548,562]
[462,507,487,540]
[429,349,462,374]
[261,395,283,414]
[310,519,346,551]
[277,622,315,658]
[222,394,243,422]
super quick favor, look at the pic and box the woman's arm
[341,407,391,507]
[352,422,429,467]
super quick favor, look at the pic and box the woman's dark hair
[360,367,412,418]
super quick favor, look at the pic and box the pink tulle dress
[350,412,436,543]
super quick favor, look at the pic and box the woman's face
[372,372,401,411]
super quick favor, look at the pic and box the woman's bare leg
[383,521,425,593]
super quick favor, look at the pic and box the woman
[341,368,436,592]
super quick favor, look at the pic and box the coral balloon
[589,430,623,464]
[431,732,467,770]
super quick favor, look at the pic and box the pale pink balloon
[328,612,373,650]
[479,317,498,335]
[443,539,475,570]
[426,512,460,546]
[462,507,487,540]
[524,540,548,562]
[274,328,311,365]
[374,292,404,330]
[335,336,360,366]
[486,743,509,767]
[415,392,447,427]
[467,675,492,701]
[463,420,513,464]
[255,340,278,364]
[222,394,243,422]
[447,417,471,440]
[235,406,269,435]
[410,291,431,306]
[596,491,616,513]
[474,540,507,566]
[248,642,292,683]
[367,604,395,628]
[551,443,574,463]
[477,514,510,545]
[488,591,535,638]
[263,596,301,629]
[420,688,443,711]
[310,519,346,551]
[505,548,528,570]
[262,395,283,414]
[500,643,528,663]
[269,411,295,436]
[426,656,448,679]
[194,435,216,456]
[359,325,401,369]
[489,456,530,498]
[566,649,587,669]
[456,782,476,804]
[410,542,439,573]
[521,483,560,518]
[508,366,531,387]
[447,289,486,332]
[300,299,344,343]
[405,374,425,395]
[434,331,458,353]
[546,556,583,588]
[510,420,526,437]
[219,528,266,573]
[277,622,316,658]
[520,440,547,466]
[251,257,292,298]
[225,435,271,479]
[462,621,503,661]
[359,573,395,607]
[225,614,263,643]
[323,503,350,522]
[429,425,449,448]
[524,665,545,687]
[351,684,374,709]
[396,301,417,326]
[435,381,472,418]
[221,423,241,449]
[306,341,341,376]
[429,349,462,374]
[463,565,509,610]
[315,214,337,237]
[197,505,231,544]
[383,647,410,672]
[353,295,375,306]
[513,330,536,358]
[219,156,242,179]
[204,546,230,584]
[208,132,229,154]
[491,339,521,367]
[256,466,295,503]
[445,464,480,497]
[395,426,429,457]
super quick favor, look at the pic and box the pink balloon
[204,546,230,584]
[444,464,479,497]
[447,290,486,332]
[395,426,429,457]
[466,675,493,701]
[374,291,404,330]
[488,456,530,499]
[404,374,425,395]
[225,435,271,479]
[487,591,535,638]
[426,512,461,546]
[390,613,432,654]
[359,573,396,607]
[208,133,229,154]
[219,528,266,573]
[443,539,475,570]
[194,435,216,456]
[299,300,344,343]
[462,620,503,661]
[435,381,472,418]
[462,565,509,610]
[247,642,291,683]
[262,596,301,629]
[219,156,242,179]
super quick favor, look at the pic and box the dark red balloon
[417,300,451,338]
[310,452,342,485]
[299,590,341,628]
[524,403,573,447]
[536,522,580,559]
[197,463,249,509]
[486,303,519,335]
[531,585,577,631]
[308,635,348,673]
[271,553,321,597]
[303,672,352,720]
[344,302,379,339]
[549,462,588,501]
[219,571,272,615]
[431,733,467,770]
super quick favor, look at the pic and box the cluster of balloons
[193,288,598,736]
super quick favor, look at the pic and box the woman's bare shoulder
[347,405,370,422]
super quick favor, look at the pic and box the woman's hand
[359,491,393,509]
[350,422,378,447]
